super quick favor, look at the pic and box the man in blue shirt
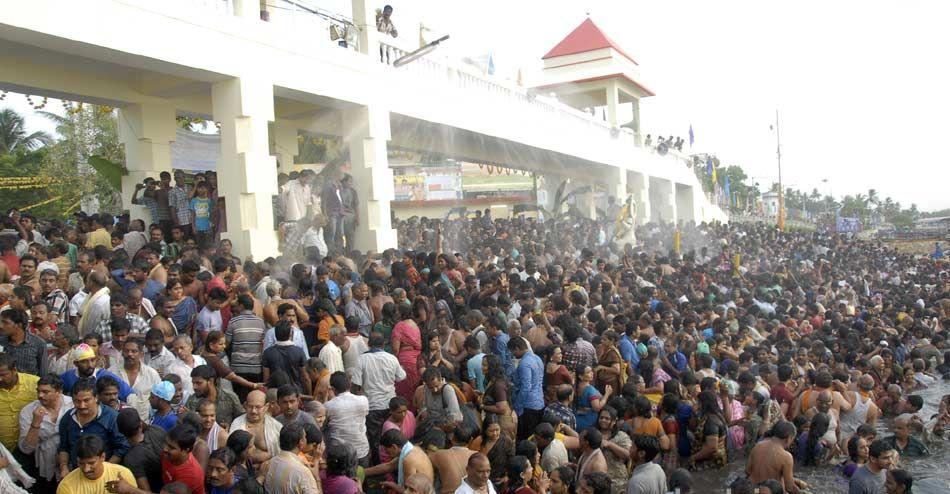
[487,313,512,377]
[60,344,133,401]
[664,339,688,376]
[463,336,486,393]
[508,337,544,441]
[617,318,640,370]
[57,378,130,476]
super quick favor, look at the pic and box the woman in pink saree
[392,304,422,402]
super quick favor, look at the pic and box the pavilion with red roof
[533,18,654,137]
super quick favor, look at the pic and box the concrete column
[118,103,176,223]
[576,181,597,220]
[212,76,279,261]
[629,98,641,139]
[608,168,628,203]
[629,172,650,225]
[650,178,677,225]
[605,83,619,128]
[351,0,381,59]
[272,121,299,173]
[675,184,695,224]
[342,105,396,254]
[233,0,258,20]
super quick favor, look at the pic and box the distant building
[915,216,950,234]
[762,191,780,217]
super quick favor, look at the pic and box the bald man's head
[405,474,434,494]
[246,390,266,423]
[816,390,833,412]
[466,453,491,489]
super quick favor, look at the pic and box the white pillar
[342,105,396,254]
[272,121,299,173]
[652,179,677,225]
[351,0,381,58]
[675,184,695,225]
[212,76,279,261]
[630,172,650,225]
[118,103,176,223]
[608,168,628,202]
[233,0,258,20]
[605,83,619,128]
[576,181,597,220]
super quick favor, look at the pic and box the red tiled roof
[542,18,638,65]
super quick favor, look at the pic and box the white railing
[378,39,634,152]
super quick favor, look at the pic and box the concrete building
[0,2,726,260]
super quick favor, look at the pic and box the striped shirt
[95,314,149,342]
[168,185,193,226]
[45,289,69,324]
[0,333,48,377]
[264,450,320,494]
[225,311,266,375]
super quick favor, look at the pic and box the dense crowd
[0,183,946,494]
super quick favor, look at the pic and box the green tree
[37,106,125,216]
[0,108,52,154]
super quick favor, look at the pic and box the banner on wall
[394,174,425,201]
[836,217,862,233]
[171,129,220,171]
[424,173,461,201]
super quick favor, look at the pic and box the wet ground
[692,380,950,493]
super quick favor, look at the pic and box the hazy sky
[6,0,948,210]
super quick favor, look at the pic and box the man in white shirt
[325,371,370,465]
[143,328,176,377]
[454,453,496,494]
[318,325,346,374]
[626,435,666,494]
[353,331,406,462]
[280,171,314,223]
[110,338,161,421]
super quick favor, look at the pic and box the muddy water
[691,381,950,493]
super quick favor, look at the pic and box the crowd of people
[0,183,946,494]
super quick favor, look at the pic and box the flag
[705,157,713,176]
[689,125,694,147]
[724,176,731,204]
[711,166,717,186]
[488,53,495,75]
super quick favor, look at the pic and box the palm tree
[867,189,879,209]
[0,108,52,153]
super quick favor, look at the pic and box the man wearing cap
[149,381,178,432]
[61,343,133,401]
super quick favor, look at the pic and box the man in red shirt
[161,424,206,494]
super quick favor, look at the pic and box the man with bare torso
[366,429,434,492]
[149,296,178,345]
[367,281,393,323]
[746,421,800,494]
[229,390,282,461]
[791,371,853,420]
[429,426,476,494]
[180,260,206,307]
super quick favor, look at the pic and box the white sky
[6,0,949,211]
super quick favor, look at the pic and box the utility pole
[775,109,785,231]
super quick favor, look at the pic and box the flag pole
[775,109,785,231]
